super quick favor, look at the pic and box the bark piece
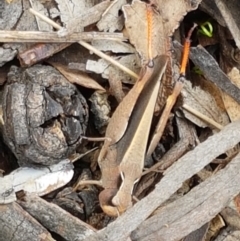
[18,43,70,67]
[183,223,209,241]
[53,187,85,221]
[0,202,55,241]
[97,0,126,32]
[3,65,88,166]
[221,206,240,230]
[15,0,38,31]
[56,0,111,34]
[89,91,111,134]
[78,187,99,219]
[29,0,52,31]
[18,195,96,241]
[0,46,17,67]
[0,0,22,30]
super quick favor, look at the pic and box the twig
[182,104,223,130]
[70,147,99,163]
[0,31,126,43]
[73,180,103,191]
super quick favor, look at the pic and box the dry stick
[29,8,138,79]
[182,104,223,130]
[0,31,126,43]
[147,23,197,157]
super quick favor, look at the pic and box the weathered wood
[0,31,125,43]
[183,223,209,241]
[215,228,240,241]
[132,151,240,241]
[83,120,240,241]
[18,195,96,241]
[0,202,55,241]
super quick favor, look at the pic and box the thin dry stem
[73,180,103,192]
[182,104,223,130]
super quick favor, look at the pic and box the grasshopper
[98,56,168,216]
